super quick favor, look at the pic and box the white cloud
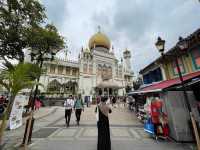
[43,0,200,74]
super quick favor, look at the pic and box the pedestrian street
[27,105,193,150]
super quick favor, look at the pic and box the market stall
[128,74,200,142]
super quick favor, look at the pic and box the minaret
[123,48,131,73]
[98,25,101,33]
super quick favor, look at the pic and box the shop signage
[9,95,28,130]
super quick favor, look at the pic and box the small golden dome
[84,48,90,53]
[89,32,111,50]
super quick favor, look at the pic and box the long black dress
[97,108,111,150]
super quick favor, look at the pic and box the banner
[9,95,28,130]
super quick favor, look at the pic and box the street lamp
[155,36,200,149]
[155,37,165,55]
[177,36,188,51]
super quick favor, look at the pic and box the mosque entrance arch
[47,79,62,93]
[63,80,78,95]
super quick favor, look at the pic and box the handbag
[144,118,155,134]
[95,106,99,122]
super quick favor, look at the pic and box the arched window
[66,67,70,75]
[89,64,93,74]
[108,66,112,78]
[102,64,107,78]
[72,68,77,76]
[47,79,61,92]
[97,64,102,76]
[50,65,55,74]
[58,66,63,74]
[118,66,122,78]
[83,64,87,73]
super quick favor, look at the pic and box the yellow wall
[163,54,194,80]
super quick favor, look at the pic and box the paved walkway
[3,106,58,150]
[26,105,194,150]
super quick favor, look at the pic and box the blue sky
[42,0,200,74]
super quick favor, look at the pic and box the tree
[0,62,42,146]
[27,24,65,63]
[0,0,46,62]
[22,23,65,146]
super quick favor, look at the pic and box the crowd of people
[97,96,129,108]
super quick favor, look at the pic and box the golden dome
[89,32,111,50]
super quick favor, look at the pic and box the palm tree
[0,62,42,146]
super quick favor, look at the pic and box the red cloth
[35,100,41,109]
[155,100,162,108]
[162,124,169,136]
[151,103,159,117]
[151,100,162,124]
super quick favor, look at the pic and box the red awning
[139,71,200,93]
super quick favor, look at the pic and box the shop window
[50,65,55,74]
[172,58,185,76]
[191,48,200,70]
[143,74,151,84]
[143,68,162,84]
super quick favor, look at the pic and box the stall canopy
[129,71,200,94]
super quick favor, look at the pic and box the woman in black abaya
[96,97,112,150]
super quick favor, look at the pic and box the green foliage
[0,62,42,144]
[0,62,42,95]
[0,0,46,62]
[27,24,65,61]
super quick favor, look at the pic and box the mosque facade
[39,30,134,101]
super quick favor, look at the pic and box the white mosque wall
[31,31,134,97]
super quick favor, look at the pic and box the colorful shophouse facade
[130,28,200,142]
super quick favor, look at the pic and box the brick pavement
[2,106,59,150]
[27,105,195,150]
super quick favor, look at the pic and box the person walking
[74,95,84,126]
[123,97,127,107]
[64,95,74,127]
[96,96,112,150]
[34,98,41,110]
[112,96,116,108]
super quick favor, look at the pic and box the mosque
[39,29,134,101]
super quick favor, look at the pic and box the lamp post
[22,49,60,147]
[155,36,200,149]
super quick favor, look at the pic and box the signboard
[9,95,28,130]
